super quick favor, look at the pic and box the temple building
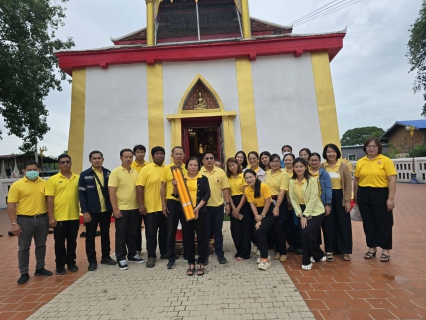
[56,0,346,171]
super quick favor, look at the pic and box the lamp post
[405,125,419,184]
[39,146,47,178]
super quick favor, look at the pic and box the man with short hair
[46,154,80,275]
[160,146,187,269]
[201,151,231,265]
[7,160,52,284]
[79,150,116,271]
[137,146,166,268]
[108,149,144,270]
[131,144,148,258]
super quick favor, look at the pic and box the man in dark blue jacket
[78,150,116,271]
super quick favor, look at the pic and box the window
[423,173,425,180]
[408,164,411,170]
[404,164,407,170]
[348,154,356,161]
[398,173,401,179]
[396,164,399,170]
[403,173,406,179]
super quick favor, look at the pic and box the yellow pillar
[146,0,155,46]
[241,0,251,39]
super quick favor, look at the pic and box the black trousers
[285,209,302,249]
[317,210,334,253]
[255,206,276,259]
[330,189,353,254]
[115,209,139,261]
[181,210,207,265]
[145,212,167,258]
[135,214,144,252]
[272,197,289,255]
[299,205,325,265]
[358,187,393,249]
[206,205,224,258]
[54,219,80,267]
[166,200,185,259]
[230,195,253,259]
[85,210,112,263]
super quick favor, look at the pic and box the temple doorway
[182,116,224,164]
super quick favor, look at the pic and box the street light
[405,125,419,184]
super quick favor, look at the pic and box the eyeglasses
[59,160,71,164]
[366,145,378,149]
[204,156,214,160]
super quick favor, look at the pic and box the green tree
[407,0,426,117]
[0,0,74,153]
[340,126,385,146]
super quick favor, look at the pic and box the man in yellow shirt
[7,160,52,285]
[130,144,147,258]
[46,154,80,275]
[108,149,144,270]
[137,146,166,268]
[160,146,187,269]
[201,151,231,265]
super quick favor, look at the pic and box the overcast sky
[1,0,424,158]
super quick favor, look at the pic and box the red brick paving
[0,183,425,319]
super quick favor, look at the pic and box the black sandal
[196,264,204,276]
[364,250,377,259]
[187,265,195,276]
[380,254,390,262]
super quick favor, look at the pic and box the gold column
[222,116,236,160]
[146,0,155,46]
[241,0,251,39]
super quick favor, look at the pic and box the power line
[288,0,342,25]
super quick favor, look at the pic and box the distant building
[0,154,58,178]
[381,120,426,154]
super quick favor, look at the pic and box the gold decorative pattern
[183,80,220,111]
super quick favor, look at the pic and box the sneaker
[160,254,168,260]
[17,273,30,285]
[137,251,143,258]
[257,255,270,264]
[118,260,128,270]
[146,257,156,268]
[100,257,117,265]
[34,268,53,277]
[67,264,79,272]
[218,256,227,264]
[128,255,145,264]
[302,263,312,271]
[56,266,66,275]
[258,259,271,271]
[279,255,288,262]
[167,259,176,269]
[310,256,326,263]
[182,256,188,263]
[88,262,98,271]
[251,245,258,254]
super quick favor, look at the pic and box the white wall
[251,54,324,156]
[162,59,241,163]
[84,64,148,170]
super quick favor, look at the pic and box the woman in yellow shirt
[299,148,311,161]
[289,158,326,270]
[260,151,272,172]
[174,157,210,276]
[226,158,252,260]
[354,138,397,262]
[244,169,274,271]
[247,151,266,181]
[235,151,248,171]
[321,143,353,262]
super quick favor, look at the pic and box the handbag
[350,204,362,221]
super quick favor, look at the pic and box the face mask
[25,171,39,180]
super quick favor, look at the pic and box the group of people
[7,137,397,284]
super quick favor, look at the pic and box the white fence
[350,157,426,183]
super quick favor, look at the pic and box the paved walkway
[1,182,426,320]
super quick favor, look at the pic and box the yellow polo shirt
[245,182,272,207]
[8,177,47,216]
[45,172,80,221]
[265,169,289,195]
[108,166,139,210]
[309,169,322,197]
[136,163,164,213]
[93,167,106,212]
[184,173,202,206]
[323,159,342,190]
[201,166,230,207]
[131,160,147,173]
[355,154,397,188]
[228,173,246,196]
[161,163,187,201]
[294,178,306,204]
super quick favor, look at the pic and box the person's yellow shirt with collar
[93,167,106,212]
[200,166,230,207]
[244,182,272,207]
[108,166,139,210]
[355,154,397,188]
[323,159,342,189]
[7,177,47,216]
[265,169,289,195]
[131,160,147,173]
[289,177,324,217]
[184,172,203,205]
[45,172,80,221]
[136,162,165,212]
[309,169,323,197]
[228,173,246,196]
[161,163,187,201]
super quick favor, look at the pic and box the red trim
[57,33,345,75]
